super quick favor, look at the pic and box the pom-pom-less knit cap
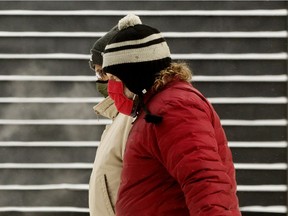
[90,25,118,66]
[102,14,171,95]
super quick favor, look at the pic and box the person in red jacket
[102,14,242,216]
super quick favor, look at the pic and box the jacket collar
[93,96,118,120]
[135,81,191,120]
[143,80,192,103]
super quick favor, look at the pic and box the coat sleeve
[153,100,240,216]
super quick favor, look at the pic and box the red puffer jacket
[116,81,241,216]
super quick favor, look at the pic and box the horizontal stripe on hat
[105,33,164,50]
[103,42,170,68]
[105,37,166,53]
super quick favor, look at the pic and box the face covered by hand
[108,79,134,116]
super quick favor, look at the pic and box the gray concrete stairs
[0,1,287,216]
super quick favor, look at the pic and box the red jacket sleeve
[153,100,240,216]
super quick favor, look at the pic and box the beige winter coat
[89,96,133,216]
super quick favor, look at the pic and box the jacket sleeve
[153,100,239,216]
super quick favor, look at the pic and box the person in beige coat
[88,25,134,216]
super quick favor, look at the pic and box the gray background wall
[0,1,287,216]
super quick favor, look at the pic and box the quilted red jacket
[116,81,241,216]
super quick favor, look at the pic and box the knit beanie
[102,14,171,95]
[90,25,119,66]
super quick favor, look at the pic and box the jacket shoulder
[148,81,211,116]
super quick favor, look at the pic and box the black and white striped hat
[102,14,171,95]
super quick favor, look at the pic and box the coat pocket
[100,174,115,215]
